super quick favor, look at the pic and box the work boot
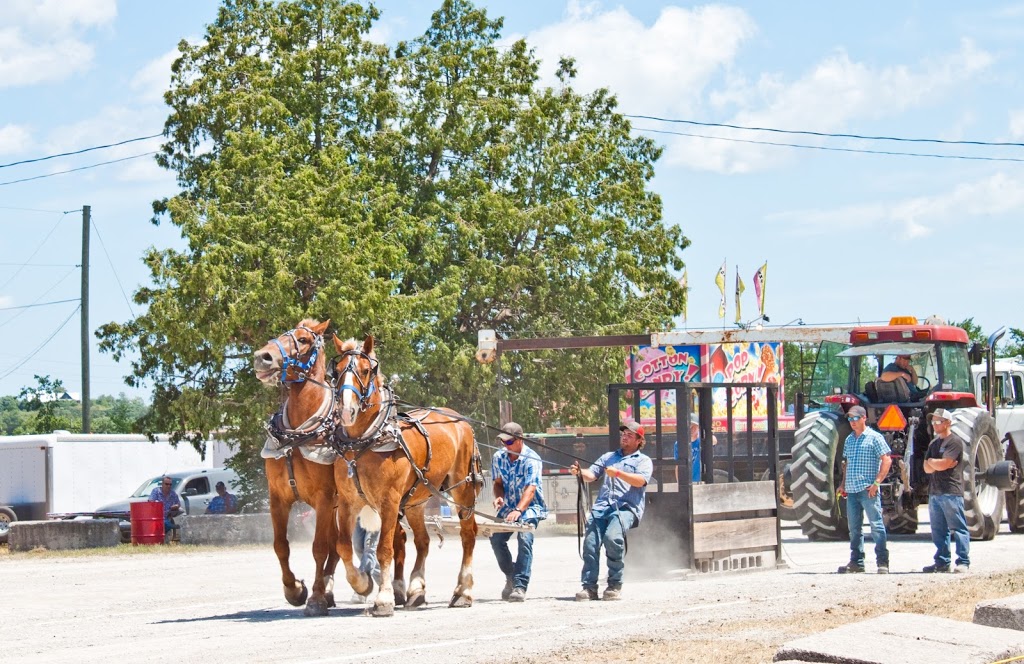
[877,564,889,575]
[507,587,526,602]
[922,563,950,573]
[602,585,622,601]
[837,562,865,574]
[501,576,514,601]
[575,587,598,602]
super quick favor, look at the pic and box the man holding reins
[570,419,653,601]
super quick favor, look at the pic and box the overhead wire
[0,152,158,187]
[91,217,136,318]
[0,134,162,170]
[0,212,70,291]
[633,126,1024,163]
[0,270,79,332]
[0,303,81,380]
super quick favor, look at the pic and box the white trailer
[0,433,235,522]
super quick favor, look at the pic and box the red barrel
[130,500,165,545]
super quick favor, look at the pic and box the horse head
[253,318,331,386]
[332,335,382,429]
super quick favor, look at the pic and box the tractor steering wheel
[916,375,932,391]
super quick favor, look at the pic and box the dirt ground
[4,520,1024,664]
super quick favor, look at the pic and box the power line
[0,152,158,187]
[633,126,1024,163]
[624,114,1024,148]
[0,263,78,267]
[0,297,79,312]
[0,205,67,213]
[91,217,136,318]
[0,303,81,381]
[0,268,80,332]
[0,212,70,291]
[0,134,163,170]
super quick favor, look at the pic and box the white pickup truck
[974,357,1024,434]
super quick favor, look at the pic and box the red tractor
[790,317,1019,541]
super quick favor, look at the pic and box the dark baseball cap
[497,422,523,443]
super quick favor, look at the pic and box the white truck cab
[973,357,1024,435]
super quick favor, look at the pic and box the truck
[0,432,236,541]
[789,317,1020,542]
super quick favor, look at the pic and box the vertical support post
[677,386,694,572]
[81,205,91,434]
[608,386,621,453]
[768,385,783,566]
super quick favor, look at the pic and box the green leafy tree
[97,0,688,499]
[950,317,987,347]
[17,375,80,434]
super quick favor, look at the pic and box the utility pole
[81,205,90,433]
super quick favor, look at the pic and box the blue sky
[2,1,1024,399]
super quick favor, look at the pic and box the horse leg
[303,492,336,617]
[404,505,431,609]
[323,506,340,608]
[269,490,306,607]
[449,487,479,608]
[368,500,401,617]
[392,520,408,606]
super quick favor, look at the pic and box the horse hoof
[325,591,336,609]
[370,601,395,617]
[303,595,330,617]
[394,588,407,607]
[286,580,309,607]
[448,594,473,608]
[405,592,427,609]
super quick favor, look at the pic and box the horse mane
[298,317,323,330]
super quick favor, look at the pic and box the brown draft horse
[331,336,483,617]
[253,319,369,616]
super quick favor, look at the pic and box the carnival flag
[715,260,726,319]
[735,267,746,324]
[679,267,688,322]
[753,262,767,316]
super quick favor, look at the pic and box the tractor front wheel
[791,412,849,541]
[950,408,1004,541]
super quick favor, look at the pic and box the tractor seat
[875,378,911,403]
[864,381,878,403]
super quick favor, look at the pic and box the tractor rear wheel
[884,505,918,535]
[791,411,849,541]
[1004,442,1024,533]
[950,408,1004,541]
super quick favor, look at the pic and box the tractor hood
[837,342,934,357]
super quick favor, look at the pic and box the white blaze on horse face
[341,359,359,425]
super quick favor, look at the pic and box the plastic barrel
[130,500,165,545]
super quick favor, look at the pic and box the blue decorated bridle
[270,325,323,384]
[333,348,380,412]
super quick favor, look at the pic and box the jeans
[490,518,539,590]
[846,489,888,566]
[581,510,636,589]
[929,494,970,567]
[353,519,381,584]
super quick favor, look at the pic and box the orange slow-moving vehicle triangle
[876,404,908,431]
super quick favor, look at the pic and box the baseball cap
[847,405,867,419]
[497,422,524,443]
[619,419,645,437]
[931,408,954,422]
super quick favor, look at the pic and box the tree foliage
[97,0,688,495]
[2,375,147,435]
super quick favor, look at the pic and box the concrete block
[9,519,121,551]
[774,612,1024,664]
[178,514,275,545]
[975,594,1024,631]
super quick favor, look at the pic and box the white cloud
[526,2,756,118]
[768,172,1024,239]
[0,0,116,89]
[1010,109,1024,139]
[668,39,995,173]
[130,47,182,105]
[0,124,32,155]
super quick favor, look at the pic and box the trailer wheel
[0,506,17,543]
[950,408,1004,541]
[1005,442,1024,533]
[791,411,849,541]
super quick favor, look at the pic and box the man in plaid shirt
[837,405,892,574]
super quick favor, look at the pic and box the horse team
[252,319,483,617]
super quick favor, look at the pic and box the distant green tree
[950,317,987,347]
[17,375,80,434]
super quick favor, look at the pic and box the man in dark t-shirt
[921,408,970,573]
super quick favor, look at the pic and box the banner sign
[625,345,701,426]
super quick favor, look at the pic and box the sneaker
[877,565,889,575]
[507,587,526,602]
[922,564,951,573]
[837,562,865,574]
[501,576,514,601]
[953,564,970,574]
[602,585,622,601]
[575,588,598,602]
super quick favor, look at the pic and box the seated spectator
[205,481,238,514]
[149,476,182,540]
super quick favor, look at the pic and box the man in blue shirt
[674,414,703,484]
[205,481,238,514]
[149,476,182,536]
[837,405,892,574]
[490,422,547,602]
[570,419,653,601]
